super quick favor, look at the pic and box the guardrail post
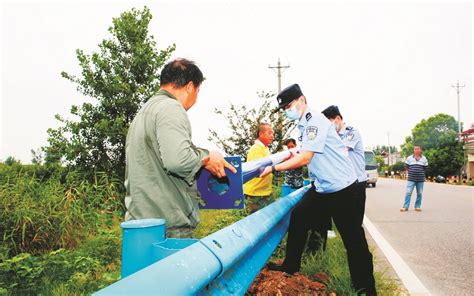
[121,218,166,278]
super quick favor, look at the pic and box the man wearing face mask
[260,84,376,296]
[312,105,367,240]
[124,59,237,238]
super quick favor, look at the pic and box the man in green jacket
[124,58,236,238]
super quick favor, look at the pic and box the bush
[0,228,121,295]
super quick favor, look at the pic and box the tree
[375,155,385,171]
[208,91,296,160]
[390,161,405,172]
[400,113,464,177]
[43,7,175,180]
[3,156,20,166]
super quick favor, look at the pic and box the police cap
[321,105,343,119]
[276,84,303,109]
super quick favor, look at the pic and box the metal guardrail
[93,185,309,295]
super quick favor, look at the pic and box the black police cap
[321,105,343,119]
[276,84,303,109]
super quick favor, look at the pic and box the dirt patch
[248,263,336,295]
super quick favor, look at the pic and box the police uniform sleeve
[343,129,360,150]
[300,116,329,153]
[155,102,208,185]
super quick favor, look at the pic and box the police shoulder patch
[346,131,354,141]
[305,112,312,121]
[305,126,318,140]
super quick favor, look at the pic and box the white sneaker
[327,230,336,239]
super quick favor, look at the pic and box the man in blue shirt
[401,146,428,212]
[260,84,376,296]
[307,105,369,252]
[322,105,368,224]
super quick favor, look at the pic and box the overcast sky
[1,1,472,163]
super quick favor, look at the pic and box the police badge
[306,126,318,140]
[346,131,354,141]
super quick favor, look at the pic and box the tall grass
[0,164,123,257]
[0,163,124,295]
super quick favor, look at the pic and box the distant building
[383,152,404,166]
[460,124,474,179]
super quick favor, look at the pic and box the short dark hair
[160,59,204,88]
[285,138,296,146]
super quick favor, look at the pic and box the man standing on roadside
[400,146,428,212]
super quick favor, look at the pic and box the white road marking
[364,215,431,296]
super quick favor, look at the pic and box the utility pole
[451,81,466,137]
[451,81,466,183]
[268,58,290,92]
[387,132,391,167]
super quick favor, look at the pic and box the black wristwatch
[271,165,277,174]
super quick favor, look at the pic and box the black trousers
[283,182,376,294]
[307,181,367,251]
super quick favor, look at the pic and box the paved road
[365,178,474,296]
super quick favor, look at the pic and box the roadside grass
[300,235,403,296]
[194,209,246,238]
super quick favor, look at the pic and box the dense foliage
[44,6,174,180]
[0,162,124,295]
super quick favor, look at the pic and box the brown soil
[248,263,336,296]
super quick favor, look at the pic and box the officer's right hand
[203,151,237,178]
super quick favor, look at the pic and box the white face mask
[284,101,301,121]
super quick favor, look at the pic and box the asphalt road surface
[365,178,474,296]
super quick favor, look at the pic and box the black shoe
[267,262,297,275]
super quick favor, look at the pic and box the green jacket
[124,90,209,230]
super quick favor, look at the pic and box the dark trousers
[307,181,367,251]
[283,182,376,294]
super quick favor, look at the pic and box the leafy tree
[375,155,385,170]
[43,7,175,179]
[3,156,20,166]
[400,113,464,177]
[208,91,296,160]
[390,161,405,172]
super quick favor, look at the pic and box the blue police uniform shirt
[297,108,357,193]
[338,123,368,182]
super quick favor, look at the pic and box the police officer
[260,84,376,296]
[322,105,368,226]
[124,59,237,238]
